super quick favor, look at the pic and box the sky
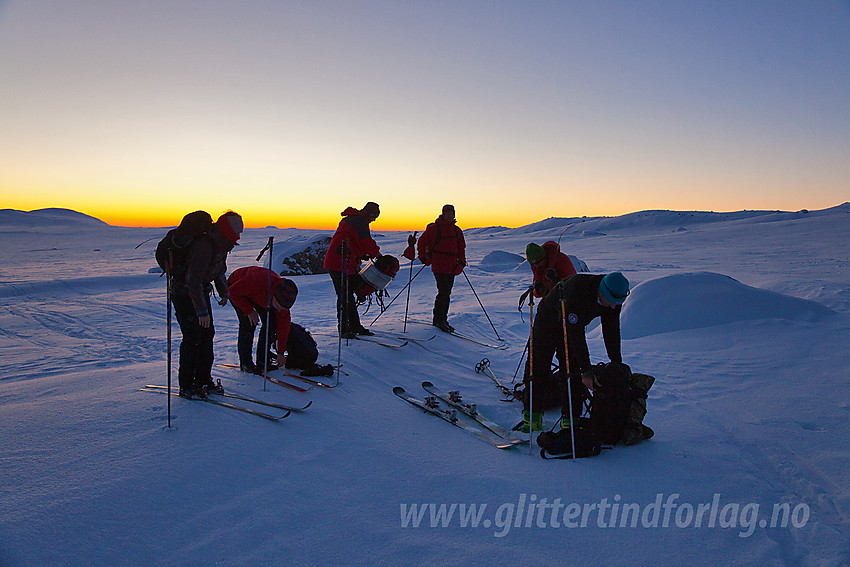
[1,1,848,229]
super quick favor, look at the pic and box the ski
[421,381,526,443]
[139,388,290,420]
[474,358,516,398]
[408,320,506,350]
[393,387,523,449]
[216,363,311,392]
[369,330,437,343]
[353,335,408,348]
[446,330,508,350]
[143,385,311,412]
[281,373,337,389]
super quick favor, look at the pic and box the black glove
[533,281,545,295]
[408,234,417,246]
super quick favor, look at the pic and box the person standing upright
[323,202,381,339]
[417,204,466,333]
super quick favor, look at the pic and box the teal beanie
[599,272,630,305]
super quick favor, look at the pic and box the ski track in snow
[1,204,849,566]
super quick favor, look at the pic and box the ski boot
[517,410,543,434]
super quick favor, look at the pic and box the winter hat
[526,243,545,265]
[599,272,630,305]
[274,278,298,309]
[217,212,243,244]
[362,202,380,219]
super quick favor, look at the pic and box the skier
[521,272,630,433]
[226,266,298,374]
[171,211,243,398]
[417,204,466,333]
[323,202,381,339]
[526,241,577,298]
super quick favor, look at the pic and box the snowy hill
[0,207,108,228]
[1,204,849,566]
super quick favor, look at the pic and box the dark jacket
[417,217,466,275]
[535,274,622,374]
[172,226,233,317]
[323,207,380,275]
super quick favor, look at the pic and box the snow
[1,204,850,566]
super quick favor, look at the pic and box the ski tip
[392,386,406,395]
[421,380,434,388]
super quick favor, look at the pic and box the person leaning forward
[227,266,298,375]
[520,272,630,433]
[171,211,243,398]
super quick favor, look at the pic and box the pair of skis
[216,363,339,390]
[394,381,527,449]
[406,321,507,350]
[139,384,309,421]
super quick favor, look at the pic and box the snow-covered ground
[1,204,849,566]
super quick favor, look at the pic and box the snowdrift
[620,272,834,339]
[478,250,525,272]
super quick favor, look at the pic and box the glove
[533,281,545,296]
[580,369,596,391]
[407,234,417,246]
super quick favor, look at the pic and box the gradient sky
[1,1,848,229]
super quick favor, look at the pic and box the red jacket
[322,207,380,275]
[227,266,292,352]
[531,241,576,297]
[417,217,466,275]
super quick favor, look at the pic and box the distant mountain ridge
[0,208,108,226]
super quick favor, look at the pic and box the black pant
[329,270,363,334]
[172,291,215,390]
[432,272,455,324]
[527,315,587,418]
[234,306,276,368]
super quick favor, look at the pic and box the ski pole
[403,232,417,333]
[462,271,502,341]
[528,290,534,453]
[166,251,173,429]
[560,298,576,460]
[257,237,274,391]
[336,240,350,387]
[369,264,426,326]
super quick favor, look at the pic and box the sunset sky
[1,1,848,229]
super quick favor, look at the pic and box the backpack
[356,254,400,298]
[283,323,319,369]
[537,427,603,459]
[155,211,213,275]
[588,362,634,445]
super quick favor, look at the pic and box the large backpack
[284,323,319,369]
[589,362,634,445]
[155,211,213,275]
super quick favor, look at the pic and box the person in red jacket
[417,204,466,333]
[322,202,381,339]
[526,241,577,298]
[227,266,298,374]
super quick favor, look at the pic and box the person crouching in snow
[323,202,381,339]
[226,266,298,375]
[417,204,466,333]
